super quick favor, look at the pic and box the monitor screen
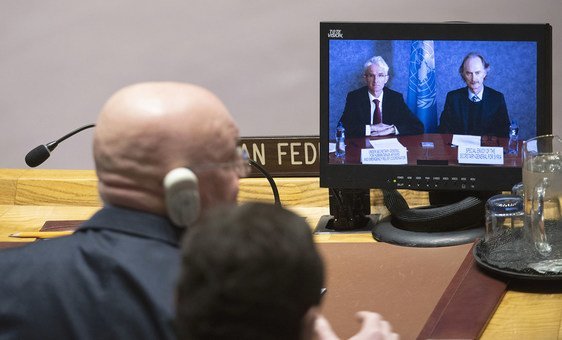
[320,22,552,192]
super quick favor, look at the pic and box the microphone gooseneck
[23,123,282,206]
[24,124,96,167]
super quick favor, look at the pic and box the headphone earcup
[163,168,200,228]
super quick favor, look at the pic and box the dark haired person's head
[458,52,490,94]
[176,202,325,340]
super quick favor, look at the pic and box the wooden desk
[1,169,561,339]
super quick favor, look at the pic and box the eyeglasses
[190,146,251,178]
[364,73,388,81]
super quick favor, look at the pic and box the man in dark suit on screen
[339,56,424,138]
[438,52,510,137]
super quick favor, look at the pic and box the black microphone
[25,124,96,167]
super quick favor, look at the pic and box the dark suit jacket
[339,86,424,138]
[0,205,182,340]
[438,86,510,137]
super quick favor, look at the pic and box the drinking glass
[522,135,562,257]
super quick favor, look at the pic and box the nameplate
[239,136,319,177]
[360,147,408,165]
[457,145,504,165]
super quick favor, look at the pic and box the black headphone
[163,168,200,228]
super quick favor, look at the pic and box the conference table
[1,169,561,339]
[330,133,523,167]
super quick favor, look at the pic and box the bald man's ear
[164,168,200,228]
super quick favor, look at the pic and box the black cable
[382,189,485,231]
[249,159,281,207]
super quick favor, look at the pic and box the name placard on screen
[457,145,504,165]
[359,138,408,165]
[361,147,408,165]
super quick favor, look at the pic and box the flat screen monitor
[320,22,552,192]
[318,22,552,234]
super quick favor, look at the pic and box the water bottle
[335,122,345,158]
[507,120,519,155]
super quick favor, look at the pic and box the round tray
[473,239,562,280]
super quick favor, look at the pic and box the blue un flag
[406,40,437,132]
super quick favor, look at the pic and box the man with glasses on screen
[438,52,510,137]
[0,82,249,339]
[339,56,424,138]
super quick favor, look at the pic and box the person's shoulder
[0,233,88,267]
[348,86,368,97]
[446,87,466,95]
[484,86,504,97]
[442,88,466,102]
[0,239,76,292]
[383,87,402,97]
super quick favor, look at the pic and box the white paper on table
[451,134,481,147]
[369,138,406,149]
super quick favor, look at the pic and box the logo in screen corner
[327,29,343,38]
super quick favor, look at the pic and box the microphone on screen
[24,124,96,167]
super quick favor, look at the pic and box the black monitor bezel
[319,22,552,191]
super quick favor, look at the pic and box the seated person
[339,56,424,137]
[0,82,245,339]
[438,52,510,137]
[176,202,398,340]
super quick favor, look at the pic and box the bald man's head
[93,82,240,217]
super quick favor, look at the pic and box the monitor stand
[373,190,498,247]
[314,188,497,246]
[314,188,379,233]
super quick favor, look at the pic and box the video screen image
[328,39,537,168]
